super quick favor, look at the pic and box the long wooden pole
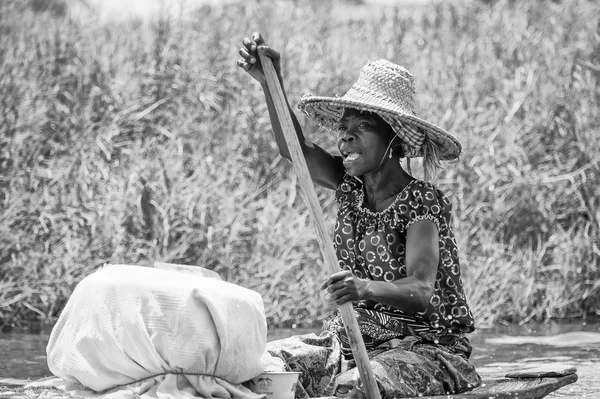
[258,52,381,399]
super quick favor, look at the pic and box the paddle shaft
[258,52,381,399]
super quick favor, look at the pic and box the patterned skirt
[264,323,481,398]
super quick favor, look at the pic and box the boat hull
[0,366,578,399]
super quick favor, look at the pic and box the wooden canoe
[400,373,578,399]
[314,364,578,399]
[0,365,578,399]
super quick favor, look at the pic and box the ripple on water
[473,330,600,399]
[485,331,600,347]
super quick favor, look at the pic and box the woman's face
[336,109,395,176]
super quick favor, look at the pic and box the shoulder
[404,180,450,208]
[396,180,452,226]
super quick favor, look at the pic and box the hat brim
[297,95,462,161]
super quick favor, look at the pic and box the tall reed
[0,0,598,330]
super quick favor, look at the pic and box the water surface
[1,322,599,398]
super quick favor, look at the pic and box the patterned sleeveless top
[331,174,475,340]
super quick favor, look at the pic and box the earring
[389,147,393,159]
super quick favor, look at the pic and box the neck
[362,156,412,208]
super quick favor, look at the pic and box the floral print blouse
[333,174,475,336]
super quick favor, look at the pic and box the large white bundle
[46,264,267,399]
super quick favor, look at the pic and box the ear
[392,138,406,157]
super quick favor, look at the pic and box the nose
[340,134,354,143]
[338,133,354,152]
[339,128,356,143]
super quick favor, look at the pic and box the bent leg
[334,336,481,398]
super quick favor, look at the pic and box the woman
[237,32,481,398]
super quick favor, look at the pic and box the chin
[345,163,378,178]
[343,166,360,176]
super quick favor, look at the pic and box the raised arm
[237,33,344,190]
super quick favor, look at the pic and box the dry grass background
[0,0,599,331]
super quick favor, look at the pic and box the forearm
[363,276,433,314]
[261,81,307,160]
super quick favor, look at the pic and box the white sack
[46,264,267,399]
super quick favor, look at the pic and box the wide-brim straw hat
[297,59,461,161]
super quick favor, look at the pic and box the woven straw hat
[297,59,461,161]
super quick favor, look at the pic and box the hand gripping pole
[258,51,381,399]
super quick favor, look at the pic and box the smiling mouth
[343,152,361,163]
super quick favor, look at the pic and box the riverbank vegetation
[1,0,599,331]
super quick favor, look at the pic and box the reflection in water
[0,330,51,379]
[1,322,599,398]
[469,328,600,398]
[485,331,600,347]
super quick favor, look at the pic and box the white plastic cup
[247,371,302,399]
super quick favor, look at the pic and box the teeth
[345,153,361,161]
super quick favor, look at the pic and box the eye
[357,119,375,128]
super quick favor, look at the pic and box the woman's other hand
[237,32,282,85]
[321,270,369,306]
